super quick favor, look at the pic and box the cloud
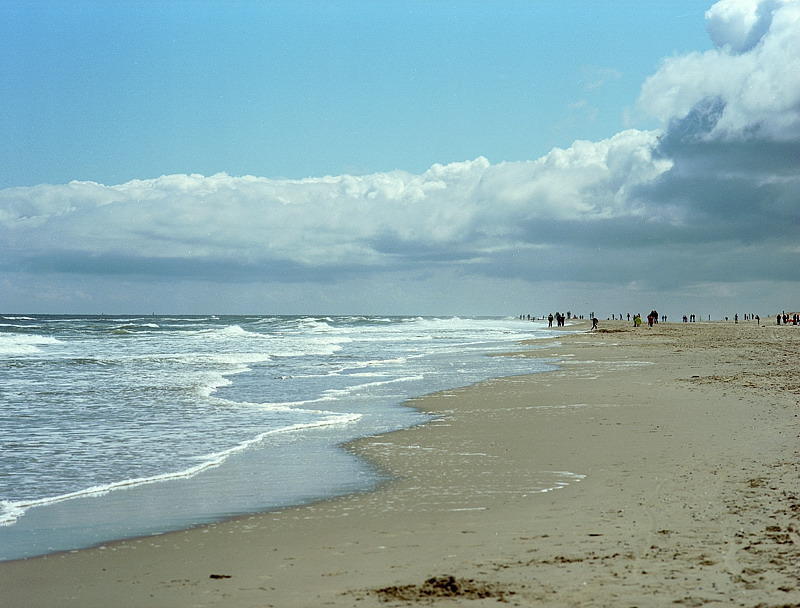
[2,0,799,314]
[0,131,672,284]
[639,0,800,140]
[633,0,800,260]
[705,0,792,53]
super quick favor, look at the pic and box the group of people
[609,312,667,323]
[519,312,583,327]
[523,309,798,328]
[627,311,658,328]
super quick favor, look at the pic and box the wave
[320,374,425,399]
[249,369,425,409]
[65,350,274,394]
[159,317,216,322]
[0,334,62,356]
[296,318,334,331]
[536,471,587,493]
[254,394,340,409]
[326,357,408,374]
[0,410,361,527]
[198,324,267,340]
[111,323,160,331]
[194,324,353,358]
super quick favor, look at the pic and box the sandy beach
[2,319,799,607]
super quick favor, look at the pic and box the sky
[1,0,798,317]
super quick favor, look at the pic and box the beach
[1,319,798,607]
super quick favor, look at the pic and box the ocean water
[0,315,562,561]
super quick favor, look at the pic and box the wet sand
[1,320,799,607]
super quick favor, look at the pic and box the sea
[0,314,565,561]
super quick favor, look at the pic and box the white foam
[320,375,425,399]
[536,471,587,493]
[0,334,62,355]
[0,410,362,527]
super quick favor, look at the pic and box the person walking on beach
[591,316,598,330]
[548,313,554,328]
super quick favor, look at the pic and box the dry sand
[1,320,799,607]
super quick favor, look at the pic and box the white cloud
[0,130,670,279]
[705,0,792,53]
[639,0,800,140]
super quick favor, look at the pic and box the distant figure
[627,313,631,321]
[633,313,642,327]
[777,314,781,325]
[548,313,554,328]
[591,316,598,330]
[735,313,738,324]
[756,315,760,325]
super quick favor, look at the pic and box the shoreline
[0,322,561,564]
[0,318,556,563]
[1,320,799,606]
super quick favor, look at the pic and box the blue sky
[3,1,711,187]
[1,0,798,317]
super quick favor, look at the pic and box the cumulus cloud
[634,0,800,259]
[0,131,672,284]
[640,0,800,140]
[2,0,798,314]
[705,0,792,53]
